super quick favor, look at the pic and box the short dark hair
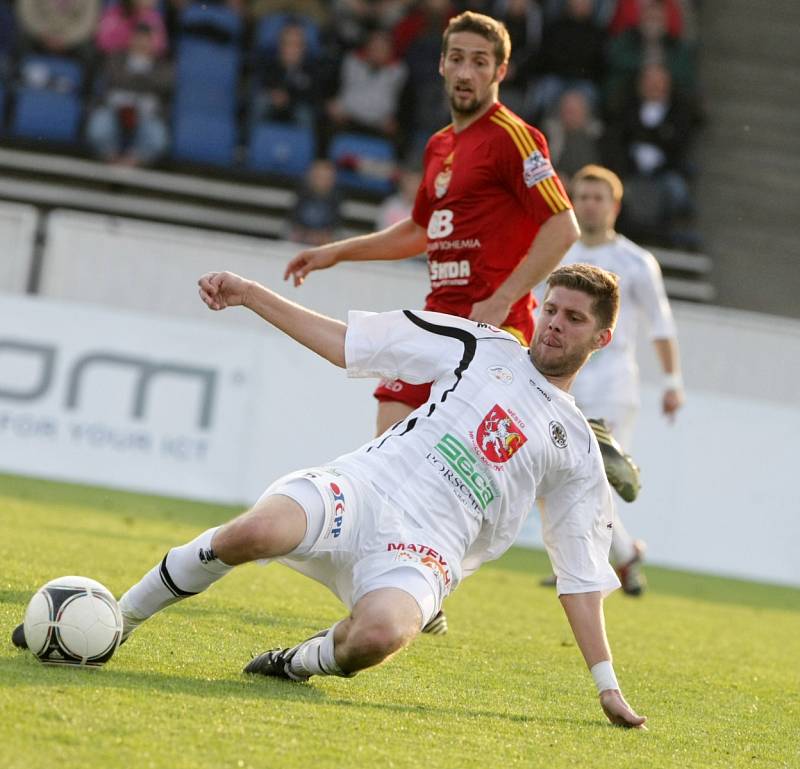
[546,263,620,330]
[442,12,511,67]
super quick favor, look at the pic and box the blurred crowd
[0,0,703,248]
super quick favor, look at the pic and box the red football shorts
[373,378,432,409]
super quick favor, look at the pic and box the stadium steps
[695,0,800,318]
[0,145,713,302]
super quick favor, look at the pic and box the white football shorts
[255,467,456,627]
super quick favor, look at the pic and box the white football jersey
[336,309,620,596]
[556,236,677,408]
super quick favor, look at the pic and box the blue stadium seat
[19,54,84,92]
[172,112,237,167]
[0,83,5,133]
[247,121,315,177]
[180,3,243,43]
[11,89,82,143]
[329,132,396,195]
[175,39,240,113]
[252,13,321,61]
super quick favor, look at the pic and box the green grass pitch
[1,473,798,769]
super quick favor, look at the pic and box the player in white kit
[556,165,684,594]
[10,263,645,727]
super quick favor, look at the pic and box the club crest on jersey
[476,404,527,463]
[549,420,568,449]
[523,150,554,188]
[435,151,454,197]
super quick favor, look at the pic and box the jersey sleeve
[634,251,678,340]
[489,110,573,226]
[539,463,621,596]
[344,309,484,384]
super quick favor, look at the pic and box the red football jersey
[412,102,572,343]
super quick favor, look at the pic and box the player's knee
[346,619,411,664]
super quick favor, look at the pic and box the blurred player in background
[547,164,684,594]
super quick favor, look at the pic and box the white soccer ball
[23,576,123,667]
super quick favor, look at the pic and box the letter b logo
[427,210,454,239]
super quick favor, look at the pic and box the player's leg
[373,379,431,436]
[597,406,647,595]
[116,490,311,639]
[246,586,423,681]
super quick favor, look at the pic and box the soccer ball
[23,576,123,667]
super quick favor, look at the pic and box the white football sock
[288,623,349,678]
[118,526,232,628]
[610,509,637,566]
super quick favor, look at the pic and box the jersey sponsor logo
[429,259,471,287]
[430,433,497,512]
[427,209,455,239]
[326,481,346,538]
[488,365,514,385]
[523,150,555,188]
[474,404,527,463]
[428,238,481,254]
[528,377,551,401]
[549,420,568,449]
[387,542,451,587]
[477,323,502,333]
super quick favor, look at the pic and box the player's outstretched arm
[558,591,647,729]
[284,217,427,287]
[198,271,347,367]
[470,209,580,327]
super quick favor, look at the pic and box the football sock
[118,526,233,627]
[609,511,637,566]
[288,624,349,678]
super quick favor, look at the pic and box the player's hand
[198,271,252,311]
[662,388,685,421]
[469,296,511,328]
[283,247,339,287]
[599,689,647,729]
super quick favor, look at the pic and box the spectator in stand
[325,28,408,146]
[375,166,422,231]
[613,62,696,245]
[16,0,100,59]
[397,0,454,165]
[526,0,606,120]
[607,0,683,38]
[540,0,616,26]
[543,88,603,184]
[288,159,342,246]
[247,0,330,27]
[0,0,17,78]
[604,0,695,116]
[85,21,173,167]
[250,21,319,131]
[95,0,168,58]
[493,0,543,118]
[330,0,411,51]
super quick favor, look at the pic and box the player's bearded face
[530,287,606,378]
[441,33,503,117]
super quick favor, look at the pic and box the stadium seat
[175,39,240,113]
[172,112,237,167]
[252,13,321,62]
[329,132,396,195]
[11,88,82,144]
[180,3,243,44]
[19,54,84,92]
[246,121,315,177]
[0,83,5,133]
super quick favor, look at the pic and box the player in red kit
[285,11,579,435]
